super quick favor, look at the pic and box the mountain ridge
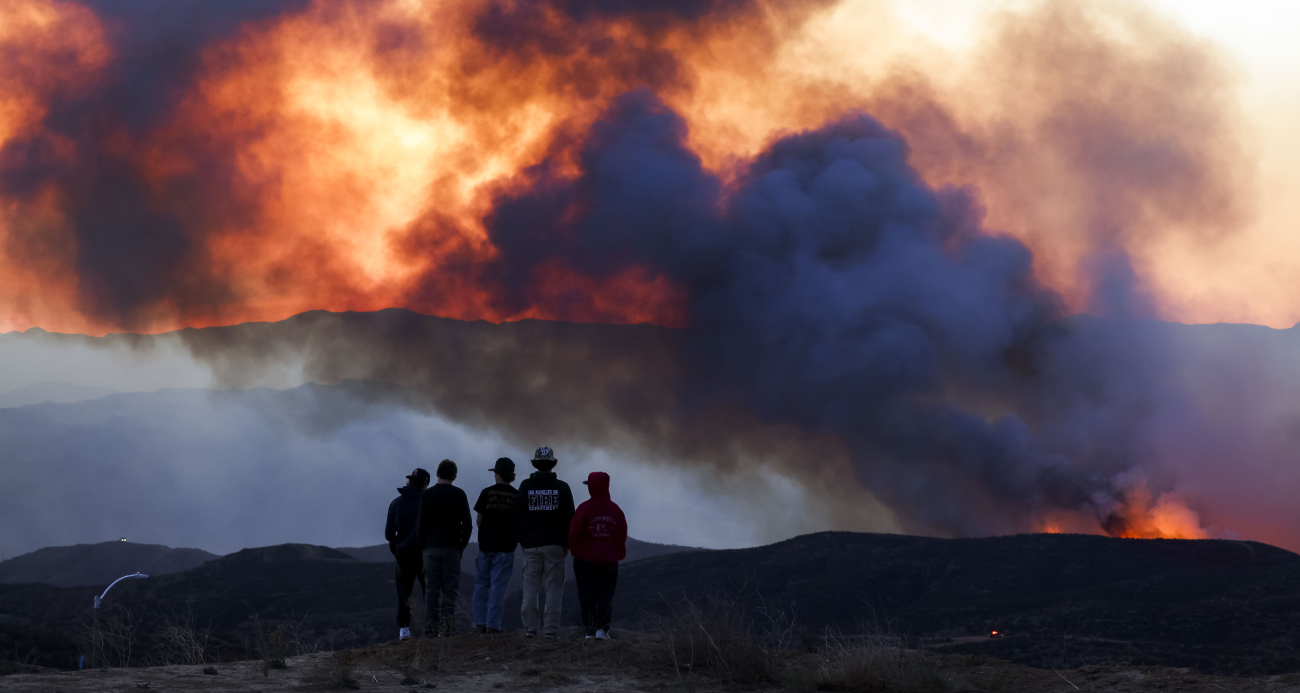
[0,542,218,588]
[2,531,1299,674]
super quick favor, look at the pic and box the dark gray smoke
[176,92,1176,538]
[480,90,1160,535]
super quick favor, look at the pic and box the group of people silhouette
[384,446,627,640]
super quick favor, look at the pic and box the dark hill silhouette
[2,533,1299,674]
[338,537,704,592]
[600,531,1300,675]
[0,381,118,408]
[0,541,218,587]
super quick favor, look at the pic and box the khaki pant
[521,545,566,635]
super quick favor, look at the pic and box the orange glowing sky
[0,0,1296,335]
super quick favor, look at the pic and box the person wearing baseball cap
[385,467,430,640]
[513,446,575,638]
[471,457,518,634]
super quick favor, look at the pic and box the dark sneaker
[475,625,487,634]
[544,633,558,640]
[525,631,536,638]
[486,628,504,635]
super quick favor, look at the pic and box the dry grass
[790,634,951,693]
[355,628,639,685]
[301,649,360,690]
[641,594,955,692]
[77,603,141,669]
[146,608,212,666]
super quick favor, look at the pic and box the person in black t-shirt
[471,457,518,634]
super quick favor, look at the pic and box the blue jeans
[472,550,515,630]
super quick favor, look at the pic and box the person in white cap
[513,446,575,638]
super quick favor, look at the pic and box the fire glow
[0,0,1258,336]
[0,0,1281,547]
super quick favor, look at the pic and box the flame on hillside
[1037,479,1211,540]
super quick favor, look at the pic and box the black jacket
[514,471,576,549]
[384,486,424,557]
[415,483,473,551]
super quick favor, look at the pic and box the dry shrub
[78,603,141,668]
[147,608,212,665]
[644,593,795,686]
[810,633,948,693]
[645,595,949,693]
[282,614,324,655]
[0,648,57,675]
[303,648,360,690]
[249,614,290,676]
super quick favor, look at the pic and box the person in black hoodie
[513,446,575,638]
[385,467,429,641]
[415,459,473,636]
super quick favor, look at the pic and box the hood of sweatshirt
[584,471,610,498]
[398,485,423,497]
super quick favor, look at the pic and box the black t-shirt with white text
[474,483,518,553]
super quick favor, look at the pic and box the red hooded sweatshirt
[568,472,628,564]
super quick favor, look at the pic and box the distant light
[119,538,127,542]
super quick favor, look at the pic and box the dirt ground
[6,631,1300,693]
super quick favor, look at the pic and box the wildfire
[0,0,1258,335]
[1103,483,1211,540]
[1034,478,1212,541]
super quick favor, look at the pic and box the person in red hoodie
[568,471,627,640]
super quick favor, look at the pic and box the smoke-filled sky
[3,0,1300,554]
[3,0,1299,335]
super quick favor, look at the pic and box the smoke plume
[0,0,1277,543]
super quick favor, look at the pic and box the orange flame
[1105,483,1211,540]
[1034,479,1211,540]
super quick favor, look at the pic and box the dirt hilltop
[6,633,1300,693]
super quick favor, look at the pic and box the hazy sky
[790,0,1300,328]
[0,333,835,556]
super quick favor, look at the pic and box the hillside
[338,537,704,592]
[3,532,1300,675]
[605,531,1300,675]
[0,541,218,587]
[0,382,118,409]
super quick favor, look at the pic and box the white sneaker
[399,627,411,641]
[594,630,610,640]
[585,633,594,639]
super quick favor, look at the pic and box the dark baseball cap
[406,468,430,484]
[489,457,515,474]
